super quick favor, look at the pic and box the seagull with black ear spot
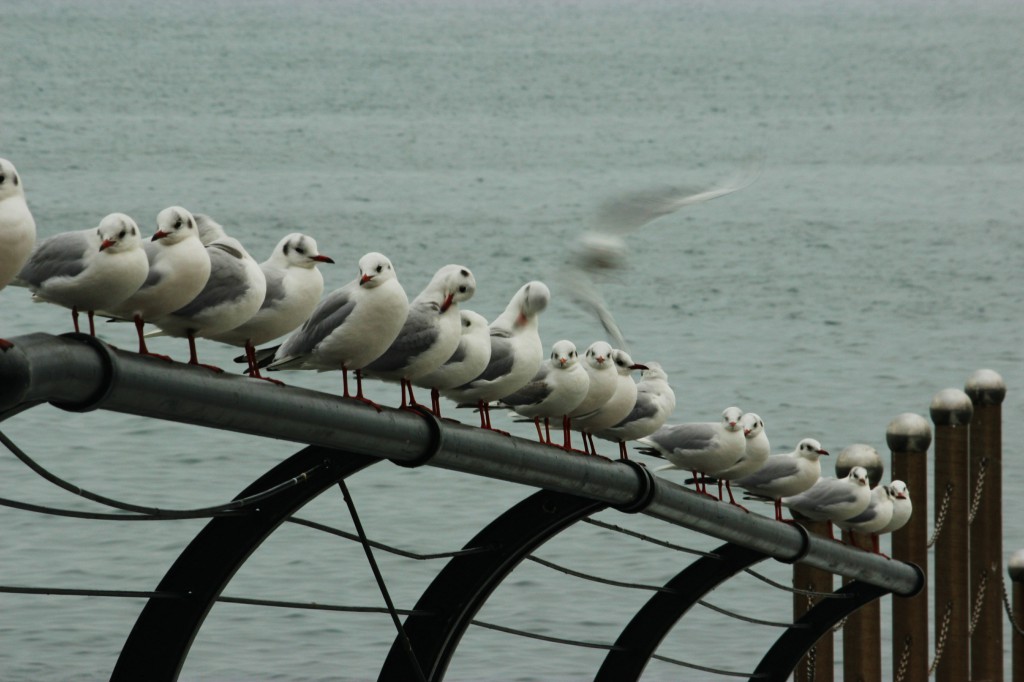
[443,280,550,432]
[148,214,266,370]
[262,252,409,409]
[413,310,492,417]
[363,264,477,410]
[593,361,675,460]
[213,233,334,380]
[99,206,211,359]
[571,349,648,456]
[16,213,149,336]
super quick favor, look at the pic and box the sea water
[1,0,1022,679]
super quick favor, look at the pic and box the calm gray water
[2,0,1023,679]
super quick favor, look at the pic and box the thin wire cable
[583,518,720,558]
[287,515,491,560]
[337,480,427,682]
[0,429,323,518]
[744,567,854,599]
[650,652,768,679]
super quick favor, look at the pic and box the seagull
[703,412,770,506]
[499,339,590,449]
[207,233,333,379]
[636,406,746,498]
[413,310,492,417]
[571,349,648,456]
[16,213,148,336]
[149,214,266,368]
[734,438,830,521]
[0,158,36,292]
[561,161,761,349]
[593,361,675,459]
[100,206,212,358]
[363,264,477,409]
[0,158,36,351]
[567,341,618,423]
[443,281,550,431]
[837,483,895,553]
[782,465,872,540]
[881,480,913,535]
[264,252,409,407]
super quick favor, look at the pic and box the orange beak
[99,239,116,251]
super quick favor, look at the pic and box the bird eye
[295,247,305,255]
[458,285,467,293]
[0,173,5,184]
[119,229,126,239]
[376,265,383,273]
[174,218,182,228]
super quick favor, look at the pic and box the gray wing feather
[500,365,553,407]
[469,334,516,384]
[611,392,657,428]
[364,304,441,373]
[172,248,248,316]
[649,423,716,453]
[735,457,801,489]
[19,232,92,285]
[261,267,288,307]
[279,286,356,357]
[141,241,165,288]
[790,481,855,511]
[843,504,880,525]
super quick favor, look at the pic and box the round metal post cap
[835,443,884,487]
[964,369,1007,406]
[1009,549,1024,582]
[929,388,974,426]
[886,413,932,453]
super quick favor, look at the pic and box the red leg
[351,369,382,412]
[562,416,573,450]
[88,310,96,337]
[246,341,283,385]
[187,332,223,373]
[533,418,544,442]
[71,306,81,334]
[135,315,172,361]
[544,417,551,444]
[724,482,749,512]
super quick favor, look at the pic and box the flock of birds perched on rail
[0,156,911,553]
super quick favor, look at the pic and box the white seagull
[16,213,148,336]
[571,349,648,456]
[567,341,618,423]
[149,214,266,368]
[704,412,770,506]
[881,480,913,536]
[734,438,830,521]
[208,233,333,379]
[363,264,477,409]
[0,158,36,293]
[443,281,550,431]
[265,252,409,406]
[101,206,212,358]
[413,310,492,417]
[593,361,675,460]
[837,483,895,553]
[500,339,590,449]
[782,465,872,539]
[636,406,746,499]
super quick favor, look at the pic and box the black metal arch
[378,489,607,682]
[751,579,890,681]
[595,542,768,681]
[111,445,379,682]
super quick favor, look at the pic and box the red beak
[629,363,648,371]
[439,292,455,313]
[99,239,115,251]
[312,254,334,263]
[818,449,830,455]
[151,230,169,241]
[360,274,372,286]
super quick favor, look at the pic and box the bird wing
[18,231,92,285]
[466,332,516,385]
[278,284,357,357]
[364,303,441,374]
[500,365,554,407]
[171,244,250,316]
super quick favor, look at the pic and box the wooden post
[794,518,835,682]
[965,369,1005,682]
[837,444,884,682]
[930,389,973,682]
[1010,550,1024,682]
[887,413,931,682]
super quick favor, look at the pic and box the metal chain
[894,635,912,682]
[928,600,953,676]
[969,571,988,635]
[968,456,987,525]
[928,482,954,548]
[832,615,847,633]
[804,587,816,681]
[1001,575,1024,637]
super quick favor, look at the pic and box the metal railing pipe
[0,333,925,597]
[1010,550,1024,682]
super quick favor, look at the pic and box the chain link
[1001,575,1024,637]
[970,571,988,635]
[804,587,816,681]
[928,600,953,676]
[968,456,987,525]
[894,634,912,682]
[928,482,954,548]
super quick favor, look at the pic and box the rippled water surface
[2,0,1022,679]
